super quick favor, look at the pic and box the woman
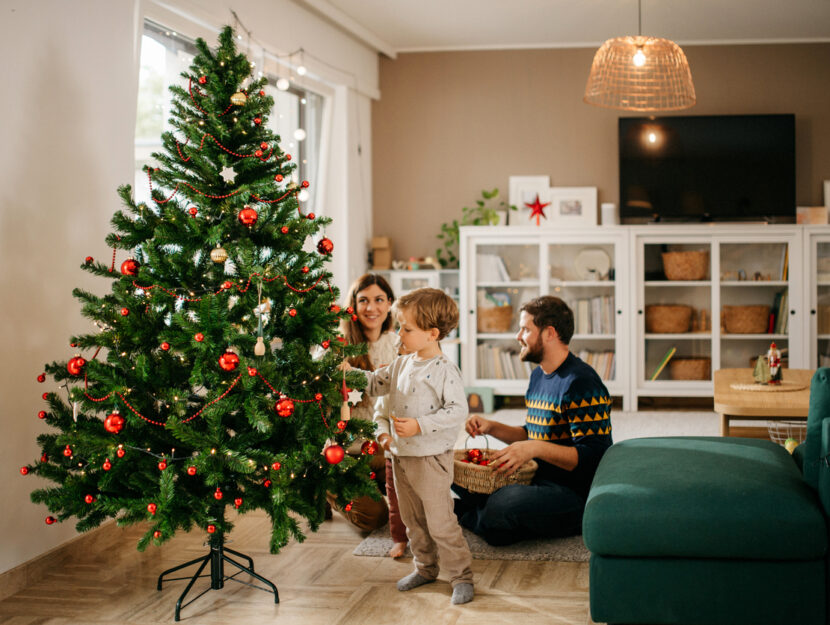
[332,273,408,557]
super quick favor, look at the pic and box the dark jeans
[451,478,585,546]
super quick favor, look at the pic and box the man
[453,296,612,545]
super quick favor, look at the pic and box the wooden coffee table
[713,368,813,438]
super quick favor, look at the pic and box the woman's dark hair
[520,296,574,345]
[341,273,395,371]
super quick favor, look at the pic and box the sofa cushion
[584,436,827,560]
[805,368,830,490]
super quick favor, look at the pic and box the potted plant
[435,188,516,268]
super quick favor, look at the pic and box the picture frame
[508,175,551,227]
[549,187,598,227]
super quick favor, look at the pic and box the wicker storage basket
[645,304,693,333]
[669,357,711,380]
[722,305,769,334]
[453,447,537,494]
[662,250,709,281]
[477,306,513,333]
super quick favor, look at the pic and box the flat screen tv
[619,114,795,223]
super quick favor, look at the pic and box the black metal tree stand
[157,532,279,621]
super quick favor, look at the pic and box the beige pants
[393,451,473,587]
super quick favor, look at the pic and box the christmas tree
[22,26,377,567]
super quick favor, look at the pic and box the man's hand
[392,415,420,438]
[489,440,537,476]
[377,433,393,452]
[465,414,492,436]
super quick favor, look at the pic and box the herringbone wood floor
[0,509,598,625]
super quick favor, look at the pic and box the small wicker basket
[662,250,709,281]
[477,306,513,333]
[669,357,711,380]
[722,305,770,334]
[767,420,807,446]
[645,304,693,333]
[453,438,537,494]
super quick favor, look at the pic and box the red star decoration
[525,194,551,226]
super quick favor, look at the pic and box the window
[135,20,323,212]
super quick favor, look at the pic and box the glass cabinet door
[812,237,830,367]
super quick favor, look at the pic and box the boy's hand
[392,415,420,438]
[338,360,352,372]
[378,433,393,452]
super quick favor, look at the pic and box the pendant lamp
[584,0,695,111]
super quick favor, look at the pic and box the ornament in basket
[453,436,537,494]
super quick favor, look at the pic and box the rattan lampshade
[584,35,696,112]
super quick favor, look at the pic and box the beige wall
[372,43,830,262]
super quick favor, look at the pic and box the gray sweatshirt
[362,353,468,457]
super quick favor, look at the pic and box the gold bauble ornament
[230,91,248,106]
[210,245,228,263]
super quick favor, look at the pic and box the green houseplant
[436,188,516,268]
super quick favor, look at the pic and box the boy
[342,287,473,604]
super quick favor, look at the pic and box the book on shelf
[649,347,677,381]
[780,246,789,281]
[476,254,511,282]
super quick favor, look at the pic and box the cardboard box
[371,236,392,269]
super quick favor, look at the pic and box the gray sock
[451,583,474,605]
[397,571,434,591]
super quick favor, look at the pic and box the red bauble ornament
[274,174,283,182]
[198,75,207,84]
[247,366,258,377]
[63,446,72,457]
[188,206,198,217]
[102,459,112,471]
[346,307,354,315]
[37,373,46,383]
[302,266,309,274]
[324,444,345,465]
[275,398,295,417]
[213,488,223,500]
[369,471,377,480]
[280,226,289,234]
[264,479,272,488]
[254,117,262,125]
[161,342,170,351]
[84,494,94,504]
[288,308,297,317]
[120,308,129,316]
[361,441,379,456]
[285,154,292,161]
[255,149,263,157]
[104,412,125,434]
[344,502,353,512]
[45,516,56,525]
[194,332,204,342]
[187,466,197,476]
[222,280,232,290]
[260,142,268,150]
[336,420,347,431]
[271,462,281,471]
[259,89,265,96]
[330,305,341,314]
[116,447,126,458]
[207,524,216,533]
[120,258,140,276]
[67,355,87,376]
[218,351,240,371]
[84,256,93,264]
[301,180,310,188]
[153,530,162,538]
[238,206,258,226]
[351,314,358,322]
[20,466,29,475]
[38,410,46,419]
[321,340,331,349]
[40,453,48,463]
[307,212,315,220]
[234,498,243,509]
[147,503,157,515]
[314,392,323,401]
[158,461,167,471]
[42,392,48,400]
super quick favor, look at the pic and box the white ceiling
[299,0,830,57]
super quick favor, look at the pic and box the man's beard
[519,334,544,363]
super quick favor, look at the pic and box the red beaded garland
[218,351,240,372]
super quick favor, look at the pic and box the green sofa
[583,368,830,625]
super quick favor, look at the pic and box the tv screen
[619,114,795,223]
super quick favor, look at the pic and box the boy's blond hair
[395,288,459,341]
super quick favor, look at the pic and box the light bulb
[298,190,309,202]
[648,132,657,143]
[297,65,307,76]
[633,48,646,67]
[293,128,307,141]
[276,78,290,91]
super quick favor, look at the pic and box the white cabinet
[459,226,630,408]
[804,227,830,367]
[630,225,802,406]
